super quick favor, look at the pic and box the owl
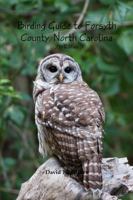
[33,53,105,191]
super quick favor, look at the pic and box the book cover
[0,0,133,199]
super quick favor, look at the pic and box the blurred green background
[0,0,133,199]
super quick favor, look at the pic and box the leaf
[96,57,119,73]
[117,29,133,55]
[86,9,109,23]
[20,92,31,101]
[21,62,36,75]
[6,106,25,126]
[113,1,132,22]
[0,79,10,85]
[123,66,133,84]
[103,79,120,96]
[55,1,69,12]
[99,0,116,5]
[6,0,18,5]
[10,50,22,69]
[4,157,16,171]
[117,1,132,18]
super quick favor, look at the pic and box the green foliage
[0,0,133,199]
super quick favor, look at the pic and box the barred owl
[33,54,105,191]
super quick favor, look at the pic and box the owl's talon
[80,189,102,200]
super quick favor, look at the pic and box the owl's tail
[82,155,102,190]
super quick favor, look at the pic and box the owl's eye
[48,65,58,73]
[64,66,73,73]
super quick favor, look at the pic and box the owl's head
[38,53,82,84]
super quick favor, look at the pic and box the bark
[17,157,133,200]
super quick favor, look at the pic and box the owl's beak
[58,73,64,82]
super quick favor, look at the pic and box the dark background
[0,0,133,199]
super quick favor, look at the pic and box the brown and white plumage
[33,54,105,191]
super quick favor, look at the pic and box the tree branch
[17,157,133,200]
[64,0,90,36]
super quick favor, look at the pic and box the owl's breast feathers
[35,81,105,141]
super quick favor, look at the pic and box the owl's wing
[36,81,104,152]
[36,81,104,189]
